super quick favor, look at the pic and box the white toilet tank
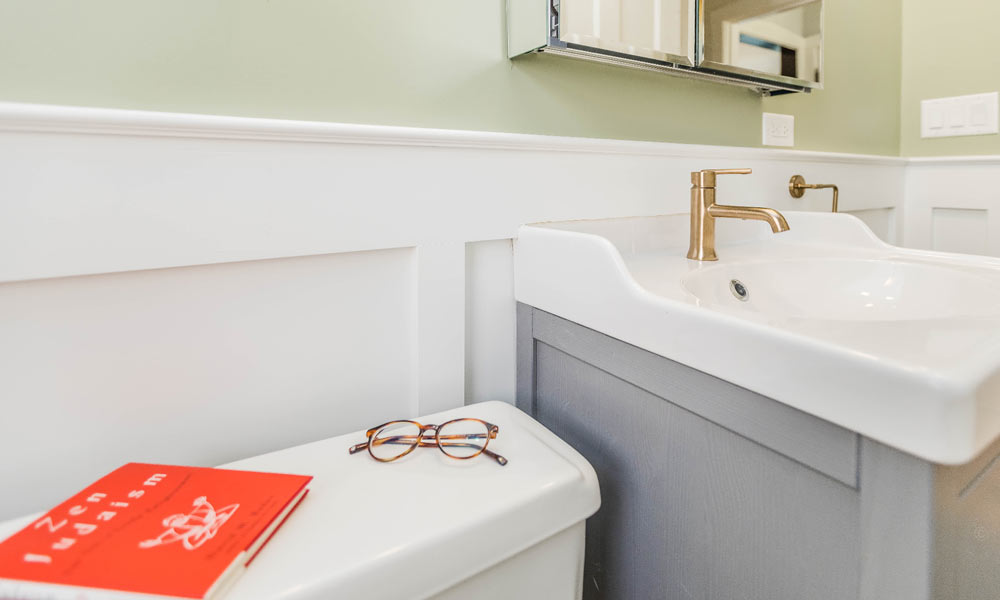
[217,400,601,599]
[0,402,599,599]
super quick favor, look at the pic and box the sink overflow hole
[730,279,749,302]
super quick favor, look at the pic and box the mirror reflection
[560,0,696,65]
[702,0,822,84]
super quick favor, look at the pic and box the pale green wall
[762,0,900,156]
[0,0,899,155]
[900,0,1000,157]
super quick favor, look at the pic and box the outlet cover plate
[762,112,794,147]
[921,92,999,138]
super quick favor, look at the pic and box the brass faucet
[686,168,790,261]
[789,175,839,212]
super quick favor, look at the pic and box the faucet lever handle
[706,168,752,175]
[692,168,752,187]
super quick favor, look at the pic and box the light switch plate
[762,112,794,147]
[921,92,999,138]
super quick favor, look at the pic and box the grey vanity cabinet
[516,304,1000,600]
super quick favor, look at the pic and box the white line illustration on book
[139,496,239,550]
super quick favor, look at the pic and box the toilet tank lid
[222,401,599,599]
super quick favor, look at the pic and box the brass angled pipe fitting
[789,175,839,213]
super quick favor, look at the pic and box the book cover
[0,463,312,599]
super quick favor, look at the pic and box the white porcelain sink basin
[515,212,1000,464]
[682,257,1000,321]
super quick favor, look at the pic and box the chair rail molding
[0,102,905,164]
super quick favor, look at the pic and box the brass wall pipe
[789,175,839,212]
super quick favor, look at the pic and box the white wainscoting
[0,249,415,518]
[903,157,1000,257]
[0,102,905,518]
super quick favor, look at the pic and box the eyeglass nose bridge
[418,425,439,441]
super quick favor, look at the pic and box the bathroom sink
[682,257,1000,322]
[515,212,1000,464]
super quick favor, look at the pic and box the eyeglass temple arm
[348,436,508,465]
[435,433,506,465]
[481,447,509,466]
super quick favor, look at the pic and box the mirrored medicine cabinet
[508,0,823,94]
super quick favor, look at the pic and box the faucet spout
[707,204,790,233]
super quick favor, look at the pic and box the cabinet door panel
[533,341,858,600]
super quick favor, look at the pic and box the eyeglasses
[348,418,508,466]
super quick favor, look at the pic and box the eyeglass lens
[370,421,421,461]
[437,419,489,459]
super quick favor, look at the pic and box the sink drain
[729,279,749,302]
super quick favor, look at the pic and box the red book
[0,463,312,599]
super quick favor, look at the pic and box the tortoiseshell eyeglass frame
[348,418,508,466]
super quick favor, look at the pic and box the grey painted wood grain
[858,438,935,600]
[932,437,1000,600]
[940,461,1000,600]
[934,433,1000,498]
[534,342,860,600]
[529,306,859,488]
[516,302,535,414]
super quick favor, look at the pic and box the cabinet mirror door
[700,0,822,88]
[560,0,696,67]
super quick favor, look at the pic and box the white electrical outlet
[762,112,794,147]
[921,92,999,138]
